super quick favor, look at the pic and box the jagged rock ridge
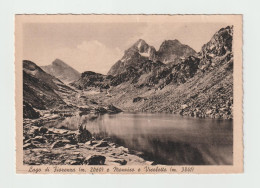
[103,25,234,119]
[107,39,196,76]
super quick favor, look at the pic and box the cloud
[77,40,104,52]
[73,40,123,74]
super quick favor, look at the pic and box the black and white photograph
[15,15,243,174]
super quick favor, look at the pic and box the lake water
[45,112,233,165]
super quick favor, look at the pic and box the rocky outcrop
[106,105,122,114]
[133,97,147,103]
[156,39,196,64]
[41,59,80,84]
[23,122,147,165]
[110,61,164,87]
[84,155,106,165]
[108,39,158,76]
[51,140,71,149]
[71,71,110,90]
[23,102,40,119]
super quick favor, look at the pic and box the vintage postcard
[15,15,243,174]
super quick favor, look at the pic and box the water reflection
[44,112,233,165]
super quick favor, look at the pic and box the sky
[23,22,229,74]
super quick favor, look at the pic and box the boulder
[106,105,122,114]
[64,144,77,150]
[95,107,107,114]
[79,107,91,112]
[85,140,98,146]
[65,134,78,145]
[51,140,71,149]
[133,97,144,103]
[24,138,31,144]
[64,159,83,165]
[95,141,109,147]
[118,146,129,153]
[38,127,48,134]
[206,109,212,115]
[113,159,127,165]
[145,161,156,165]
[84,155,106,165]
[77,126,92,143]
[28,126,40,136]
[32,136,46,143]
[23,143,37,149]
[102,137,112,142]
[181,104,188,109]
[64,156,85,165]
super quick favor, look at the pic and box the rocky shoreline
[23,113,150,166]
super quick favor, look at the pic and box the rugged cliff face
[103,26,234,119]
[41,59,80,84]
[156,39,196,64]
[107,39,158,76]
[106,38,198,88]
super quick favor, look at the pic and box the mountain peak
[159,39,182,48]
[23,60,45,72]
[41,59,80,84]
[134,39,148,47]
[122,39,157,59]
[52,59,69,67]
[157,39,196,64]
[200,25,233,57]
[107,39,158,76]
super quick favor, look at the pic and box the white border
[1,0,260,187]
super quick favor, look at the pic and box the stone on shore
[24,143,37,149]
[32,136,46,143]
[51,140,71,149]
[95,141,109,147]
[38,127,48,134]
[113,159,127,165]
[84,155,106,165]
[85,140,98,146]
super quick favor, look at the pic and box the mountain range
[23,25,233,120]
[107,38,195,76]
